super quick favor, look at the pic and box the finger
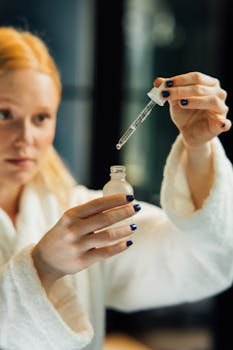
[66,202,141,239]
[206,116,231,133]
[84,239,133,263]
[154,72,220,89]
[168,72,220,87]
[71,202,141,237]
[66,193,134,220]
[207,117,232,136]
[80,224,137,249]
[177,96,229,115]
[153,77,164,88]
[182,118,231,147]
[216,118,232,132]
[160,85,227,102]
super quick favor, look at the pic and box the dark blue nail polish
[165,80,174,87]
[162,90,170,98]
[180,99,188,106]
[126,194,134,202]
[130,223,137,231]
[133,204,141,212]
[126,240,133,247]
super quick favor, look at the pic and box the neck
[0,182,24,222]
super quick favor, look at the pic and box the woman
[0,26,232,350]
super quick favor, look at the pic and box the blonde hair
[0,27,76,207]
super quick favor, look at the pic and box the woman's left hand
[154,72,231,148]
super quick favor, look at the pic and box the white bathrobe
[0,136,233,350]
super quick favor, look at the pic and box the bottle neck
[110,173,126,180]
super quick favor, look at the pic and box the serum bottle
[103,166,137,242]
[103,165,134,196]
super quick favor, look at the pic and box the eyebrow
[0,97,20,105]
[0,98,54,112]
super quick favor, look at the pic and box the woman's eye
[0,109,13,120]
[34,114,50,123]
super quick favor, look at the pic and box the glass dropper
[116,83,166,150]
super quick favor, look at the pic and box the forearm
[182,138,214,209]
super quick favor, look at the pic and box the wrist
[31,246,61,291]
[181,137,212,166]
[181,135,211,153]
[181,138,214,209]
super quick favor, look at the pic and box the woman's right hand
[31,194,139,290]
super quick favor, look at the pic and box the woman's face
[0,69,59,186]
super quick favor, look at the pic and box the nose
[13,119,34,147]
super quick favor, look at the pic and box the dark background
[0,0,232,349]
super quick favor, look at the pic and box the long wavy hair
[0,27,76,207]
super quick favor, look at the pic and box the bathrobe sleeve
[0,243,93,350]
[0,195,94,349]
[103,135,233,311]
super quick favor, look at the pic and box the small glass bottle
[103,165,134,196]
[103,165,134,230]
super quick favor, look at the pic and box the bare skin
[0,69,58,223]
[32,193,139,290]
[0,69,231,293]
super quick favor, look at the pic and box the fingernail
[162,90,170,98]
[126,194,134,202]
[133,204,141,212]
[126,240,133,247]
[180,99,188,106]
[165,80,174,87]
[130,223,137,231]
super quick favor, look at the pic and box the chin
[3,168,38,186]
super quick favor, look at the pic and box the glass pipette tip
[116,100,156,150]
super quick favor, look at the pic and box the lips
[5,157,35,167]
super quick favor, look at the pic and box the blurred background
[0,0,232,349]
